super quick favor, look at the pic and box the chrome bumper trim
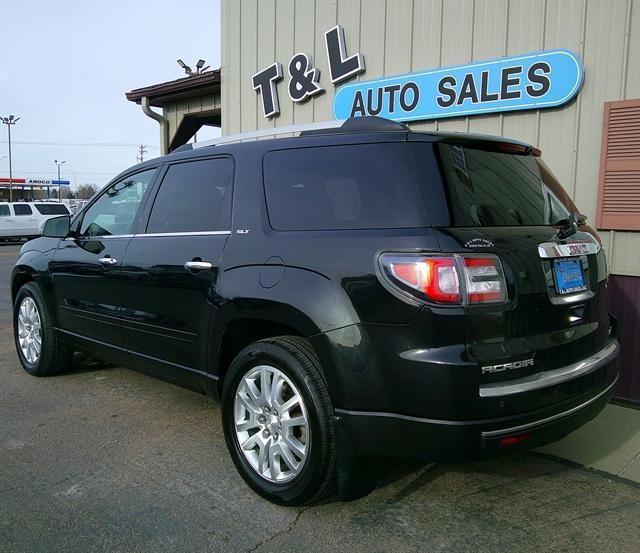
[481,376,618,439]
[479,339,619,398]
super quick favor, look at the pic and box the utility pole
[137,144,147,163]
[1,115,20,202]
[54,160,66,202]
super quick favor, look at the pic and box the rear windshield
[263,143,429,231]
[34,204,70,215]
[436,144,573,227]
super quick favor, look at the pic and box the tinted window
[435,144,574,227]
[13,204,32,216]
[263,144,428,231]
[0,205,9,216]
[34,204,70,215]
[146,158,233,233]
[79,169,156,237]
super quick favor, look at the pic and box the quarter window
[0,205,9,216]
[13,204,32,216]
[146,158,234,233]
[34,204,70,215]
[263,144,428,231]
[79,169,156,237]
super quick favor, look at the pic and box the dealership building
[127,0,639,403]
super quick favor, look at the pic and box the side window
[0,205,9,216]
[79,169,156,237]
[13,204,33,216]
[263,144,428,231]
[146,158,233,233]
[34,204,70,215]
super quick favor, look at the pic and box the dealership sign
[252,24,584,123]
[333,49,583,122]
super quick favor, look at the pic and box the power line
[0,140,160,149]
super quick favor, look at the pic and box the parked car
[10,117,619,505]
[0,202,71,240]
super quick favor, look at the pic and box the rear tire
[221,336,335,505]
[13,282,72,376]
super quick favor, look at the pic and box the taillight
[378,253,506,305]
[463,257,507,304]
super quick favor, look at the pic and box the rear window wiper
[555,212,585,239]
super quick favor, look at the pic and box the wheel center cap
[267,414,280,433]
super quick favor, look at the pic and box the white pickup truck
[0,202,71,240]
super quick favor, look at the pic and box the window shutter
[596,99,640,230]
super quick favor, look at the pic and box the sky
[0,0,221,190]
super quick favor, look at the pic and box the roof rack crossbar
[193,120,346,149]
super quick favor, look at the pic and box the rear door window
[13,204,32,216]
[433,144,576,227]
[0,205,9,216]
[34,204,70,215]
[263,143,428,231]
[146,157,234,233]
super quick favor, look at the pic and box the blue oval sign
[333,49,584,122]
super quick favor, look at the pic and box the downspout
[141,96,169,155]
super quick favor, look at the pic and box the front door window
[78,169,156,237]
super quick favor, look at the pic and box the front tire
[221,336,335,505]
[14,282,72,376]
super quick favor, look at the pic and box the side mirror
[43,215,71,238]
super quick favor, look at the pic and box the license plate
[553,258,587,295]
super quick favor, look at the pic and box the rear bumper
[335,371,618,462]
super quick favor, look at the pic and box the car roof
[110,116,539,182]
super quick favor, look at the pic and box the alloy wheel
[17,297,42,364]
[233,364,310,483]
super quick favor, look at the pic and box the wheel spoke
[279,395,300,416]
[281,416,306,432]
[260,367,272,406]
[246,378,264,407]
[278,440,300,472]
[235,416,259,432]
[236,392,260,415]
[241,432,260,451]
[282,434,306,458]
[268,442,279,480]
[270,371,284,409]
[257,439,269,474]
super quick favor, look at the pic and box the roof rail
[192,120,346,149]
[191,116,409,149]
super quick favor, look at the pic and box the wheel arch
[11,266,37,304]
[211,303,339,397]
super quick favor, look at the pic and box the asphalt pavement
[1,241,639,553]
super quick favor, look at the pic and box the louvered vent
[597,99,640,230]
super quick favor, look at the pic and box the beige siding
[222,0,640,277]
[162,93,222,144]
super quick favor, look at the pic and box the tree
[76,184,98,199]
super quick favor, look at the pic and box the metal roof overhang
[125,70,220,108]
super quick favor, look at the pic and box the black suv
[11,117,619,505]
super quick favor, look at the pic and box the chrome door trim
[481,376,618,439]
[134,231,232,238]
[64,231,231,241]
[479,339,619,398]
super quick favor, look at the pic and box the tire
[13,282,72,376]
[221,336,335,505]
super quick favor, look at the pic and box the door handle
[184,260,213,271]
[98,257,118,266]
